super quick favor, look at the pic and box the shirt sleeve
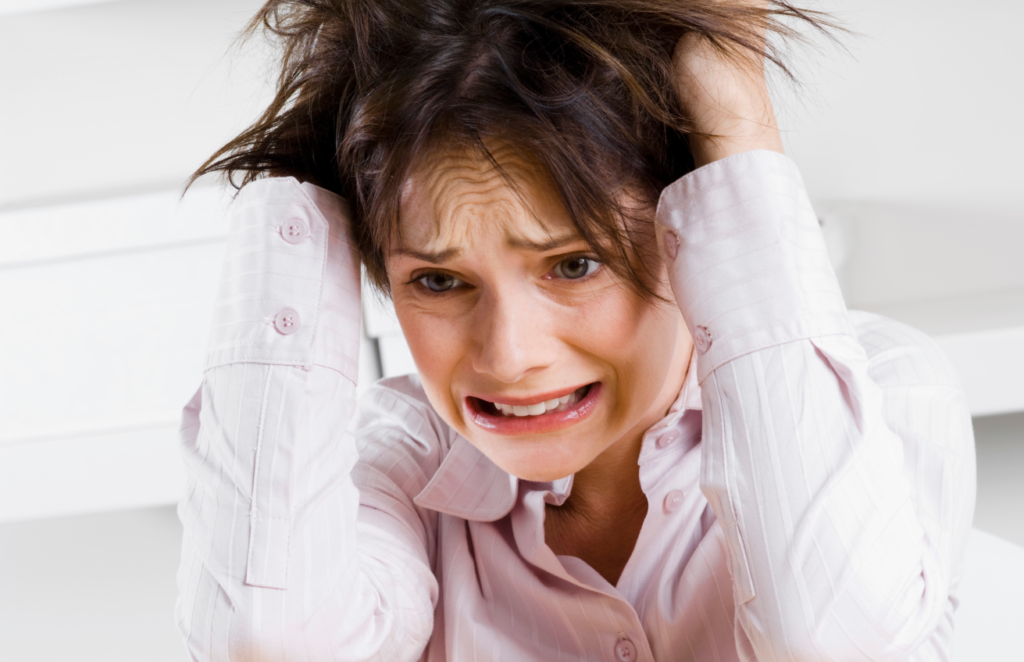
[655,151,977,662]
[175,178,438,662]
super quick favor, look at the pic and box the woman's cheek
[559,284,650,366]
[568,287,678,421]
[398,307,469,425]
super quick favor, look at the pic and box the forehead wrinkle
[425,187,525,253]
[400,142,575,259]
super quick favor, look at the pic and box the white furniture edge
[0,0,121,18]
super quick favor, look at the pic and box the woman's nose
[471,290,554,384]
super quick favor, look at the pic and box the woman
[176,0,976,660]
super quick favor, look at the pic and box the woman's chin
[476,436,599,483]
[501,463,581,483]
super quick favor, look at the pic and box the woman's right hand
[671,2,785,168]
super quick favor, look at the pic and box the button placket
[273,216,309,336]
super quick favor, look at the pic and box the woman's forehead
[397,142,576,253]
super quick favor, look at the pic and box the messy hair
[189,0,833,295]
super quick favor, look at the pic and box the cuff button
[694,325,712,354]
[281,220,309,244]
[273,308,301,335]
[663,230,679,260]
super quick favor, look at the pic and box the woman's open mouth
[465,382,601,435]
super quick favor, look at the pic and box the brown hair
[189,0,833,295]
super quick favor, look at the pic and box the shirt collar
[414,349,701,522]
[665,346,703,417]
[413,434,519,521]
[636,346,702,440]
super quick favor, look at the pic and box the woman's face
[388,142,693,482]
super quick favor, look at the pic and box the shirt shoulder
[353,375,521,523]
[351,373,457,461]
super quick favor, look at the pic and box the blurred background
[0,0,1021,660]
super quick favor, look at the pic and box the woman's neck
[561,430,648,520]
[544,430,649,585]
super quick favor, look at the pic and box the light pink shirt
[175,151,976,661]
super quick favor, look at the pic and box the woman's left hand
[672,4,785,168]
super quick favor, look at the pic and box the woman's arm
[666,30,976,662]
[175,179,437,661]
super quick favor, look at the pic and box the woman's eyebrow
[394,247,462,264]
[396,233,582,264]
[505,233,582,252]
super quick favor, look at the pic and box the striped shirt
[175,150,976,661]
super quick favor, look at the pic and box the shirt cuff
[655,150,854,383]
[205,177,362,382]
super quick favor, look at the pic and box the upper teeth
[494,391,579,417]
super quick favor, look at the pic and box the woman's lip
[465,383,602,436]
[467,383,591,407]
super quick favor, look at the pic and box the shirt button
[655,429,680,449]
[694,325,713,354]
[663,489,684,514]
[273,308,300,335]
[280,220,309,244]
[614,637,638,662]
[663,230,679,260]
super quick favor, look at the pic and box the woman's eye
[552,256,600,280]
[417,272,462,293]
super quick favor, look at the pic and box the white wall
[0,0,271,522]
[0,0,271,208]
[778,0,1024,215]
[777,1,1024,305]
